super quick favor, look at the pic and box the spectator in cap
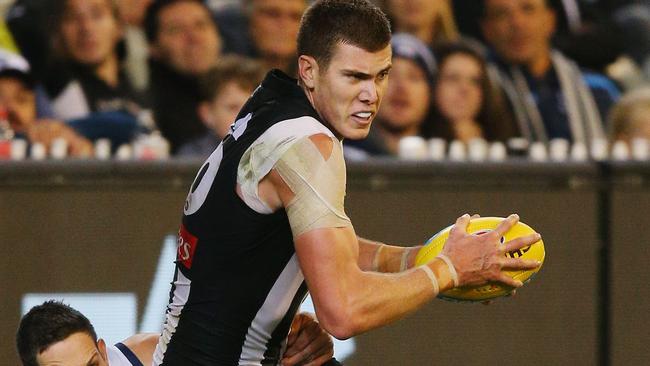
[0,50,93,157]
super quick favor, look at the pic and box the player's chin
[342,127,371,140]
[342,121,373,140]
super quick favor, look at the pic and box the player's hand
[282,312,334,366]
[441,213,541,288]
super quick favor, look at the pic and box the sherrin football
[415,217,545,302]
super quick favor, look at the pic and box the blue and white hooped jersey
[106,343,143,366]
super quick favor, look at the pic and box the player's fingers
[300,342,335,366]
[449,213,471,236]
[494,273,524,288]
[501,257,541,270]
[303,352,335,366]
[503,233,541,253]
[492,214,519,239]
[471,213,481,219]
[282,336,331,366]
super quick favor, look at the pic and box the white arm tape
[372,244,385,272]
[436,254,459,288]
[419,265,440,296]
[399,248,410,272]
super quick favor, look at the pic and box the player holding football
[154,1,542,365]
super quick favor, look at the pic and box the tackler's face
[303,43,392,140]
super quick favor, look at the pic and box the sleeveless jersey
[154,70,333,366]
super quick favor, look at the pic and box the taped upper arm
[272,134,351,237]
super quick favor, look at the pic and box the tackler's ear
[97,338,108,361]
[298,55,319,90]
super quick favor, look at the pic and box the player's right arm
[260,134,541,339]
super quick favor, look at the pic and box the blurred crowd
[0,0,649,161]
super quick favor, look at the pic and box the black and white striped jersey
[154,70,333,366]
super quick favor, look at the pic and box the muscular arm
[293,225,454,339]
[257,135,540,340]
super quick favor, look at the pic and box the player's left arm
[356,237,421,273]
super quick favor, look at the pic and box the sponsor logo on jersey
[177,224,198,269]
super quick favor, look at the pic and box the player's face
[481,0,555,65]
[59,0,122,66]
[37,332,108,366]
[152,1,221,76]
[309,43,392,140]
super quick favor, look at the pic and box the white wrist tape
[399,249,410,272]
[419,265,440,295]
[372,244,385,272]
[436,254,459,288]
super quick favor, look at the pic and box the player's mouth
[351,111,374,124]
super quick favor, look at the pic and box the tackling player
[16,301,335,366]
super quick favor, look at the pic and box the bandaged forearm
[371,244,414,273]
[436,254,459,288]
[275,136,351,237]
[419,265,440,295]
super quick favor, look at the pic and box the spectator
[177,55,265,158]
[379,0,459,47]
[0,53,92,157]
[344,33,436,157]
[479,0,619,144]
[45,0,146,123]
[214,0,307,75]
[609,87,650,143]
[144,0,222,153]
[429,41,516,143]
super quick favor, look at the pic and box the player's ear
[298,55,318,90]
[97,338,108,360]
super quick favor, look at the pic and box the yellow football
[415,217,545,302]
